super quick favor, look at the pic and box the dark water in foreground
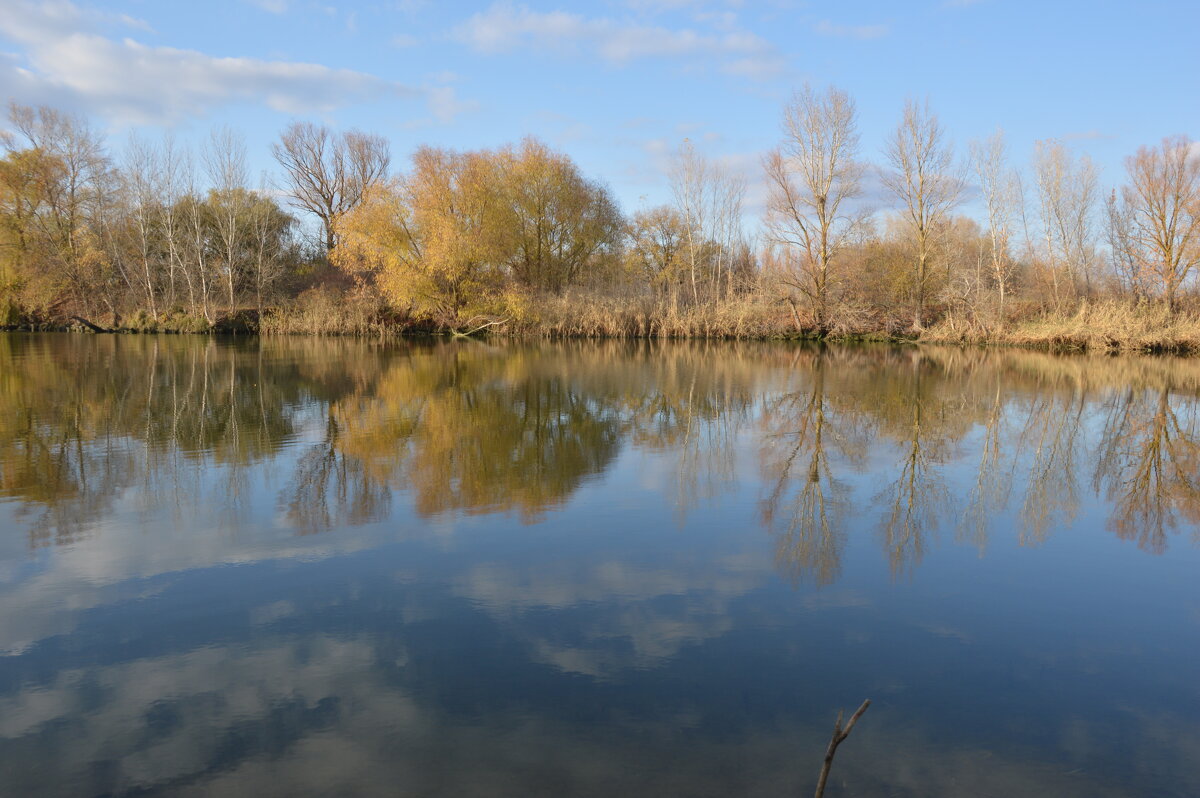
[0,334,1198,797]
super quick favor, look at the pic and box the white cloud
[117,13,155,33]
[1062,129,1114,141]
[426,84,477,123]
[453,3,784,80]
[814,20,889,40]
[246,0,289,13]
[0,0,428,124]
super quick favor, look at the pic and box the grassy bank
[923,300,1200,354]
[9,292,1200,356]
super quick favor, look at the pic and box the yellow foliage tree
[333,146,507,328]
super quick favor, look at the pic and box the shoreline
[6,314,1200,357]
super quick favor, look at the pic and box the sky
[0,0,1196,219]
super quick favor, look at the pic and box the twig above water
[813,699,871,798]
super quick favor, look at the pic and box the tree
[247,184,296,313]
[496,137,622,293]
[626,205,688,299]
[5,102,114,316]
[203,127,250,310]
[272,121,390,253]
[1105,189,1147,301]
[333,147,506,327]
[121,134,163,320]
[1120,135,1200,312]
[764,84,867,335]
[882,99,962,330]
[1032,140,1099,305]
[668,139,747,303]
[969,128,1020,322]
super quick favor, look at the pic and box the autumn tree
[626,205,688,300]
[764,84,867,335]
[5,102,114,317]
[495,137,622,293]
[0,147,64,316]
[334,147,507,327]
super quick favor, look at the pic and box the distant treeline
[0,92,1197,348]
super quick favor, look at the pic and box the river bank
[6,295,1200,355]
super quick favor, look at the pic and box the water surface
[1,334,1198,797]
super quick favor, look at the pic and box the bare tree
[122,134,161,320]
[180,146,215,323]
[271,121,390,253]
[249,175,294,313]
[668,140,748,303]
[711,156,748,300]
[1105,189,1146,301]
[203,127,250,311]
[882,98,962,330]
[158,133,187,312]
[1121,135,1200,312]
[669,139,707,304]
[1032,140,1099,305]
[764,84,867,335]
[969,128,1020,323]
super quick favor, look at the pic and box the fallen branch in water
[814,699,871,798]
[451,316,509,337]
[69,316,112,333]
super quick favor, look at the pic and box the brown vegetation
[1,96,1197,352]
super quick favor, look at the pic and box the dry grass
[259,286,401,336]
[922,300,1200,354]
[506,288,898,340]
[515,291,786,338]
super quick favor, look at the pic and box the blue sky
[0,0,1196,217]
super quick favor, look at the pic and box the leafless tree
[158,133,188,312]
[1120,135,1200,312]
[272,121,390,253]
[1033,140,1099,305]
[883,98,963,330]
[969,128,1020,323]
[203,127,250,311]
[122,134,161,320]
[1105,189,1146,301]
[764,84,867,334]
[668,140,748,303]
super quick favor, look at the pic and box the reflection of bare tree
[1016,387,1085,545]
[668,377,746,523]
[1094,386,1200,553]
[7,333,1200,568]
[9,417,137,548]
[760,354,865,586]
[0,336,325,546]
[877,368,951,576]
[284,413,392,534]
[960,380,1012,553]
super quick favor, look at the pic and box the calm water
[0,334,1198,797]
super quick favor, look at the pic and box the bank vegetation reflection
[2,335,1198,581]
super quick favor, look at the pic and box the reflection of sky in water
[0,335,1198,797]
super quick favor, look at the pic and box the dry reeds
[923,300,1200,354]
[258,286,399,337]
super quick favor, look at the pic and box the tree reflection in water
[1,335,1199,580]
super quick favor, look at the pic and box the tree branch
[814,699,870,798]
